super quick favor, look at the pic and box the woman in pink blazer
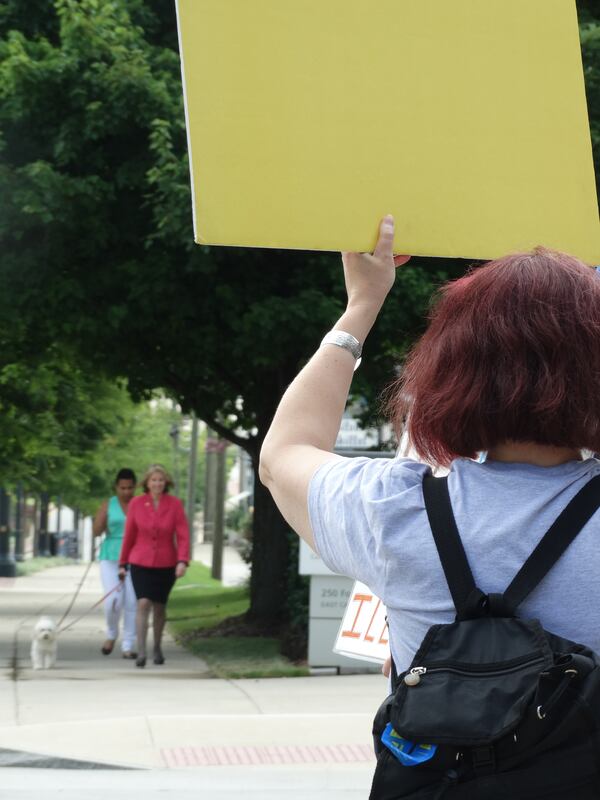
[119,464,190,668]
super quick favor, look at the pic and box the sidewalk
[194,540,251,587]
[0,559,385,797]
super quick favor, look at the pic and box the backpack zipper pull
[404,667,427,686]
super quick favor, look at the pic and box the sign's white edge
[333,584,388,665]
[174,0,199,242]
[332,645,386,666]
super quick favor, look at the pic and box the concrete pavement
[1,766,373,799]
[0,557,386,797]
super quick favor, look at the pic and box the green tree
[0,348,208,520]
[0,337,201,515]
[78,397,205,516]
[1,0,597,626]
[580,1,600,164]
[0,343,125,496]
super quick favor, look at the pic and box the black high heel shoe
[153,651,165,665]
[135,656,146,668]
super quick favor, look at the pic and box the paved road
[0,559,386,798]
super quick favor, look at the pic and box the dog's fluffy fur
[31,617,58,670]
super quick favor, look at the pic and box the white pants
[99,560,137,652]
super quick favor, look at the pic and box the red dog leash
[58,582,122,635]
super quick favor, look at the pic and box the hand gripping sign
[176,0,600,262]
[334,581,389,664]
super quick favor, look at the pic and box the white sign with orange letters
[334,582,388,664]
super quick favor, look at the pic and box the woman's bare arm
[92,501,108,537]
[259,216,409,548]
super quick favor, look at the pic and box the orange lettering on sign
[363,599,382,642]
[341,593,372,639]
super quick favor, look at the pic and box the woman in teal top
[93,468,138,658]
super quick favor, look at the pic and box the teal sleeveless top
[99,496,127,561]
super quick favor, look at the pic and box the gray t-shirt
[308,456,600,672]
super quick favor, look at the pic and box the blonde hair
[140,464,174,493]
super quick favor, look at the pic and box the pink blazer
[119,493,190,568]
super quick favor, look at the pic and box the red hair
[386,248,600,466]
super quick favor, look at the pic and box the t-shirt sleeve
[308,456,428,600]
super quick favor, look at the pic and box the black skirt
[130,564,176,604]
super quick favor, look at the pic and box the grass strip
[16,557,75,577]
[168,561,308,678]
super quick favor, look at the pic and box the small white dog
[31,617,58,670]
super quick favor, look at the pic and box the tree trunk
[247,462,291,628]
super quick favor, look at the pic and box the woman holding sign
[259,218,600,799]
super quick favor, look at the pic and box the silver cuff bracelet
[320,330,362,364]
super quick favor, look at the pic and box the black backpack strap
[422,473,486,620]
[390,655,399,690]
[502,474,600,613]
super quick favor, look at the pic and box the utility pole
[14,483,24,562]
[185,414,199,559]
[32,495,39,557]
[39,492,50,557]
[0,488,16,577]
[203,430,217,543]
[56,496,62,533]
[169,423,180,491]
[54,495,62,557]
[211,439,228,581]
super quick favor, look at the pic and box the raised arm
[259,216,409,548]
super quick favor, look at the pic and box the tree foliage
[0,338,204,517]
[1,0,598,623]
[0,344,123,495]
[580,0,600,165]
[77,397,208,517]
[0,0,451,436]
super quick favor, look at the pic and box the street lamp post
[170,415,200,557]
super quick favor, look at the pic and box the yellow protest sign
[176,0,600,262]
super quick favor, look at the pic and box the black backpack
[370,472,600,800]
